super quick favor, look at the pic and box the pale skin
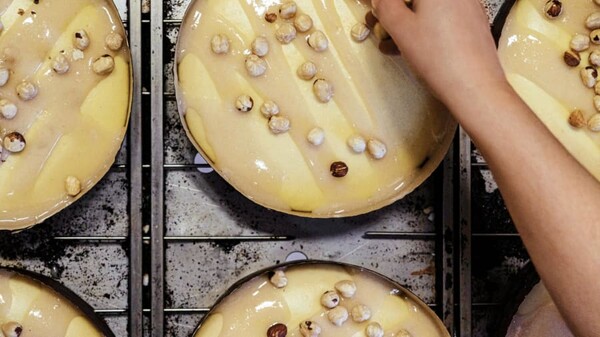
[371,0,600,335]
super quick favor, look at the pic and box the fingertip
[372,0,412,23]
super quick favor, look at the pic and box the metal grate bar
[459,127,472,337]
[151,0,166,336]
[441,144,456,332]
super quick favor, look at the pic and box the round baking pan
[175,0,457,218]
[0,266,115,337]
[190,260,450,337]
[0,0,133,231]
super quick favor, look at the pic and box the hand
[372,0,508,108]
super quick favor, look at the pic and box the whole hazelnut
[267,323,287,337]
[1,321,23,337]
[592,29,600,45]
[335,280,357,298]
[294,14,313,33]
[245,54,268,77]
[260,100,280,118]
[279,1,297,19]
[251,36,270,57]
[0,67,10,87]
[320,290,340,308]
[351,23,371,42]
[396,329,412,337]
[235,95,254,112]
[313,79,334,103]
[297,61,318,81]
[330,161,349,178]
[365,322,384,337]
[265,12,278,23]
[211,34,230,54]
[347,135,367,153]
[3,132,26,153]
[307,127,325,146]
[275,23,297,44]
[327,306,349,326]
[367,139,387,159]
[588,113,600,132]
[568,109,586,128]
[0,99,17,119]
[92,54,115,75]
[595,95,600,113]
[308,31,329,52]
[543,0,562,19]
[105,32,124,51]
[73,29,90,50]
[269,269,288,288]
[586,12,600,30]
[350,304,372,322]
[268,116,291,134]
[590,49,600,67]
[299,321,321,337]
[570,34,590,51]
[65,176,82,196]
[16,81,38,101]
[563,50,580,67]
[52,53,70,74]
[580,66,598,88]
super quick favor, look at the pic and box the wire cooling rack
[0,1,529,336]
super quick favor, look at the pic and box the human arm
[371,0,600,335]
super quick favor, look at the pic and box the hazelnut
[592,30,600,46]
[235,95,254,112]
[367,139,387,159]
[570,34,590,52]
[279,1,297,19]
[320,290,340,308]
[105,32,124,51]
[260,100,280,118]
[351,23,371,42]
[350,304,372,322]
[251,36,270,57]
[595,81,600,95]
[92,54,115,75]
[245,54,268,77]
[335,280,357,298]
[265,12,278,23]
[595,95,600,112]
[543,0,562,19]
[268,116,291,134]
[591,50,600,67]
[589,113,600,131]
[16,81,38,101]
[396,330,412,337]
[275,23,297,44]
[365,322,384,337]
[297,61,318,80]
[72,49,84,61]
[347,135,367,153]
[52,53,70,74]
[1,322,22,337]
[267,323,288,337]
[330,161,349,178]
[568,109,586,128]
[211,34,230,54]
[73,29,90,50]
[563,50,580,67]
[308,31,329,52]
[65,175,82,196]
[586,12,600,30]
[294,14,313,33]
[3,132,25,153]
[0,67,10,86]
[313,79,334,103]
[269,269,287,288]
[307,127,325,146]
[580,66,598,88]
[0,99,17,119]
[299,321,321,337]
[373,23,390,40]
[365,11,378,30]
[327,306,349,326]
[379,39,400,55]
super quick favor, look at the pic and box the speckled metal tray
[0,1,528,337]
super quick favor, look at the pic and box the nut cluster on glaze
[552,2,600,132]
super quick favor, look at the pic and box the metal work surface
[0,0,530,337]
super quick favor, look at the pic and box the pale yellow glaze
[193,264,449,337]
[0,270,107,337]
[176,0,456,217]
[498,0,600,181]
[0,0,131,230]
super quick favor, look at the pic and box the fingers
[371,0,415,43]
